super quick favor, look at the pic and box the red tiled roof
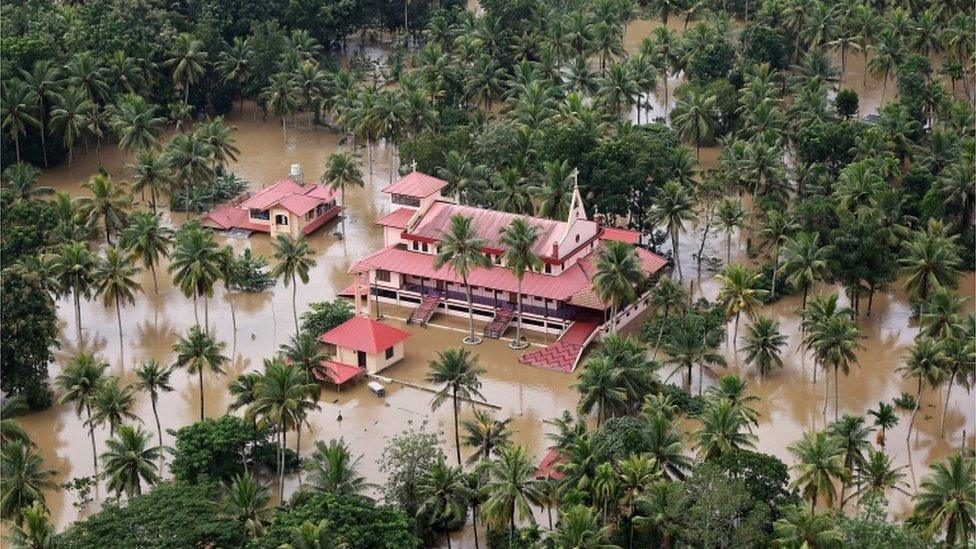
[410,202,585,257]
[200,207,270,232]
[278,194,321,216]
[376,208,415,229]
[381,171,448,198]
[319,316,410,354]
[350,246,592,300]
[313,360,364,385]
[536,448,566,479]
[601,227,641,244]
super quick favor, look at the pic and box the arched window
[275,214,289,226]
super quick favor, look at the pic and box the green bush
[55,481,245,548]
[300,299,354,338]
[168,415,259,483]
[254,494,421,549]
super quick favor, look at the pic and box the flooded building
[346,170,668,371]
[315,315,411,385]
[201,164,341,237]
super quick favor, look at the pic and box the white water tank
[289,163,303,182]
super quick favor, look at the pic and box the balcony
[399,283,577,320]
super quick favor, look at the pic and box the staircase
[408,293,442,327]
[518,321,599,373]
[483,307,516,339]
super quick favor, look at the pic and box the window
[575,234,580,243]
[385,346,394,359]
[250,209,270,220]
[275,214,288,225]
[544,264,552,274]
[376,269,391,283]
[412,240,420,251]
[421,242,429,252]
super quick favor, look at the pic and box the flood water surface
[18,23,976,535]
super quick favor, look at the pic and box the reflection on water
[20,20,976,532]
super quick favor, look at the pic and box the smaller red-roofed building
[201,164,341,237]
[318,316,411,375]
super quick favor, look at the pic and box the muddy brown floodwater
[17,20,975,543]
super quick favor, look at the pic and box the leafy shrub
[300,299,354,338]
[230,249,275,292]
[254,494,421,549]
[55,481,245,548]
[168,414,260,483]
[170,172,248,212]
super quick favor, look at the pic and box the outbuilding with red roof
[318,316,411,375]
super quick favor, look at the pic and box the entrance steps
[408,293,442,327]
[483,307,516,339]
[518,321,599,373]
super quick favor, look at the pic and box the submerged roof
[239,178,340,215]
[313,360,364,385]
[381,171,448,198]
[319,316,411,354]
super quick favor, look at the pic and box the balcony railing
[399,283,577,320]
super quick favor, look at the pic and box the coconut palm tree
[758,211,798,295]
[248,358,318,500]
[867,29,904,106]
[0,443,57,524]
[461,409,513,464]
[165,132,214,209]
[218,37,251,113]
[500,218,542,349]
[741,316,787,376]
[534,160,574,220]
[781,232,830,309]
[197,116,240,172]
[433,215,492,344]
[811,313,863,420]
[643,414,692,481]
[482,445,541,544]
[899,226,962,311]
[715,197,744,265]
[78,173,131,246]
[417,458,471,549]
[593,241,642,332]
[19,60,60,167]
[715,264,767,349]
[867,402,898,448]
[3,501,54,548]
[303,438,371,497]
[89,376,140,437]
[912,453,975,546]
[261,73,301,134]
[649,278,686,359]
[48,86,92,166]
[101,424,161,498]
[847,448,909,505]
[899,337,947,442]
[55,353,107,472]
[490,168,533,215]
[217,472,273,540]
[827,414,873,509]
[694,399,757,460]
[271,234,317,338]
[671,90,718,159]
[426,347,486,464]
[549,504,618,549]
[169,222,222,328]
[111,94,166,153]
[617,454,658,545]
[50,241,96,341]
[128,149,172,213]
[0,397,31,448]
[651,181,695,280]
[597,63,641,116]
[3,163,52,202]
[788,430,848,511]
[93,245,142,359]
[133,360,174,454]
[574,356,628,427]
[0,78,39,164]
[167,33,207,105]
[633,480,686,548]
[172,325,227,421]
[280,332,329,374]
[705,375,760,429]
[121,212,174,294]
[319,151,364,237]
[772,504,843,548]
[661,316,726,392]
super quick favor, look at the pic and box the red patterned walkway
[518,321,599,373]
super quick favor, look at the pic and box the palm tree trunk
[671,231,682,280]
[86,403,98,473]
[278,429,286,501]
[74,290,83,342]
[515,278,524,347]
[881,70,889,105]
[771,246,779,295]
[453,389,462,464]
[198,368,205,421]
[823,366,829,416]
[230,292,237,333]
[941,379,954,438]
[40,120,48,167]
[464,278,477,343]
[14,134,20,163]
[653,305,669,359]
[834,364,840,421]
[151,395,163,468]
[907,379,922,441]
[193,292,200,327]
[696,210,712,278]
[292,273,299,338]
[510,509,516,544]
[726,231,731,264]
[733,311,740,351]
[150,263,159,293]
[473,506,481,549]
[115,294,124,361]
[445,531,452,549]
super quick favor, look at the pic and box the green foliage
[0,191,57,263]
[711,450,798,512]
[835,89,859,119]
[685,38,736,84]
[55,481,246,548]
[740,25,787,70]
[229,249,275,292]
[168,414,258,483]
[677,463,773,548]
[170,171,248,212]
[255,493,421,549]
[591,416,654,464]
[794,120,862,175]
[299,298,354,338]
[376,423,444,529]
[840,493,926,548]
[641,299,726,351]
[0,266,56,409]
[653,383,707,417]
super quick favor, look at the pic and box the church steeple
[566,168,587,222]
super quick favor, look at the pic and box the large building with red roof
[201,164,341,237]
[346,169,668,361]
